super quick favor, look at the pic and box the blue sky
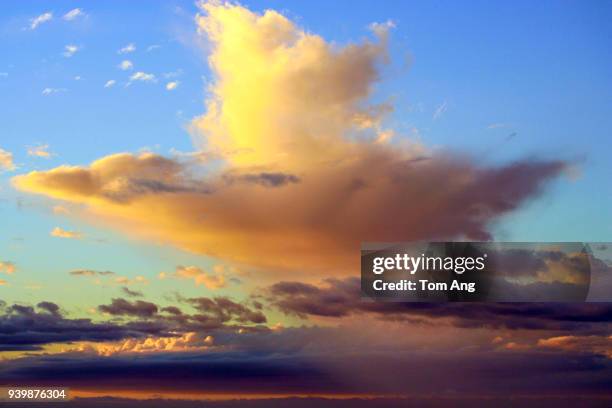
[0,1,611,308]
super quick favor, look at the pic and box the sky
[0,1,611,406]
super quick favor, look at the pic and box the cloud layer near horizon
[12,2,565,275]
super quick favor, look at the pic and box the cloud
[99,298,158,318]
[63,8,85,21]
[146,44,161,52]
[122,287,143,298]
[115,275,149,286]
[165,81,179,91]
[186,296,267,325]
[223,171,300,187]
[118,60,133,71]
[0,261,16,274]
[70,269,148,287]
[27,143,52,158]
[0,293,267,352]
[53,205,70,215]
[1,337,610,399]
[42,88,66,96]
[63,44,80,57]
[118,43,136,54]
[433,101,448,120]
[65,332,214,356]
[96,295,266,329]
[368,20,396,37]
[13,152,209,203]
[487,123,509,129]
[104,79,116,88]
[0,148,16,171]
[263,277,612,331]
[163,69,183,79]
[129,71,156,83]
[36,301,61,317]
[538,335,612,358]
[29,12,52,30]
[160,265,226,289]
[0,301,169,351]
[50,226,83,239]
[13,2,567,276]
[70,269,115,277]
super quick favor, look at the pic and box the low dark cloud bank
[0,302,168,351]
[264,277,612,332]
[1,346,610,398]
[0,296,267,351]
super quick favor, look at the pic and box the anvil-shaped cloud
[12,2,565,275]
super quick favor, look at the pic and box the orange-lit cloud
[12,2,565,276]
[62,332,214,356]
[70,269,149,287]
[0,147,16,171]
[160,265,226,289]
[50,226,83,239]
[53,205,71,215]
[0,260,16,275]
[27,143,52,158]
[538,335,612,358]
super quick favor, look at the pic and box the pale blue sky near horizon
[0,1,610,307]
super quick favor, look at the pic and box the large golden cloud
[13,2,565,276]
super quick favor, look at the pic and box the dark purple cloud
[98,299,158,318]
[1,345,610,399]
[121,287,143,298]
[264,277,612,331]
[0,302,169,351]
[188,296,267,325]
[224,171,301,187]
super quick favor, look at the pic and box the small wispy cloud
[0,148,16,172]
[27,143,52,158]
[368,20,396,37]
[42,87,66,96]
[70,269,149,287]
[115,275,149,286]
[118,60,133,71]
[0,72,8,78]
[70,269,115,277]
[29,12,53,30]
[433,101,448,120]
[166,81,179,91]
[118,43,136,54]
[63,44,80,58]
[505,132,518,140]
[163,69,183,79]
[104,80,116,88]
[129,71,156,83]
[63,8,85,21]
[53,205,70,215]
[122,286,143,297]
[51,226,83,239]
[487,123,509,129]
[146,44,161,52]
